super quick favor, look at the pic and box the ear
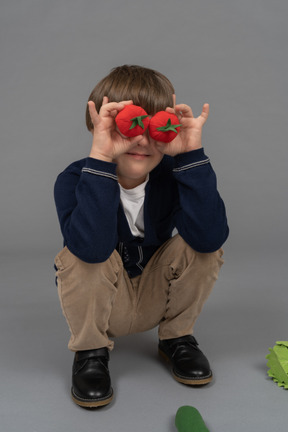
[172,94,176,108]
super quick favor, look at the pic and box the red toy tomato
[149,111,181,143]
[115,105,150,137]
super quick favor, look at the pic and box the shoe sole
[158,349,213,386]
[71,388,113,408]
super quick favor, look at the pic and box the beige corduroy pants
[54,234,224,352]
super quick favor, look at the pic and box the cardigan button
[124,254,129,263]
[123,246,130,263]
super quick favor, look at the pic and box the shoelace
[170,340,200,358]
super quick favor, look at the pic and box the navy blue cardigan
[54,148,229,277]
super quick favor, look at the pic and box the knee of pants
[54,247,124,293]
[188,247,224,281]
[169,236,224,280]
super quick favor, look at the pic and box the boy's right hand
[88,97,144,163]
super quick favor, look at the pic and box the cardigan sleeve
[173,148,229,252]
[54,157,120,263]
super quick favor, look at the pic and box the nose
[137,129,150,147]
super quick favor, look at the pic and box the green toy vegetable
[175,406,209,432]
[266,341,288,389]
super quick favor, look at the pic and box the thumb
[199,103,209,125]
[88,101,100,127]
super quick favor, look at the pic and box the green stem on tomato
[129,115,149,130]
[157,118,181,133]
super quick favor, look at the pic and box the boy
[54,65,229,408]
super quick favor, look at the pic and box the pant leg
[54,246,134,352]
[54,237,224,351]
[127,234,224,339]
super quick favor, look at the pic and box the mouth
[126,152,150,159]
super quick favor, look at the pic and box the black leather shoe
[71,348,113,408]
[158,335,212,385]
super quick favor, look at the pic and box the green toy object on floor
[175,406,209,432]
[266,341,288,389]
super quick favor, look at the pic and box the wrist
[89,150,113,163]
[184,144,203,153]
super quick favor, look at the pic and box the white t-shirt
[119,177,149,238]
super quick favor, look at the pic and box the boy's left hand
[155,103,209,157]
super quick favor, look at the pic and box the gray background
[1,0,287,431]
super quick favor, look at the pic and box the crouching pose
[54,64,229,408]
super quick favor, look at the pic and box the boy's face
[114,132,164,189]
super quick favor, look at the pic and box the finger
[110,109,118,118]
[165,106,182,123]
[172,93,176,108]
[110,100,134,118]
[102,96,109,105]
[199,103,209,123]
[110,100,134,119]
[100,102,126,118]
[174,104,194,118]
[87,101,100,127]
[100,100,133,118]
[118,99,133,108]
[165,107,176,114]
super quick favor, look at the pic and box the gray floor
[1,247,287,431]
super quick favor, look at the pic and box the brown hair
[85,65,175,131]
